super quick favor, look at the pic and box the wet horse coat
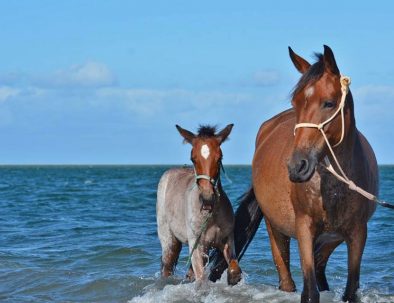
[209,46,378,303]
[256,46,377,303]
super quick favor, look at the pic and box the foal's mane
[197,125,217,138]
[291,53,324,99]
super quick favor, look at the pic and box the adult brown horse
[209,45,378,303]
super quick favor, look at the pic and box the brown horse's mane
[197,125,217,138]
[291,53,324,99]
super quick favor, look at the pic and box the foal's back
[157,167,195,243]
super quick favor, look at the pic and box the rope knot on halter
[340,76,351,94]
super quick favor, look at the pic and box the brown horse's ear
[289,47,311,74]
[216,124,234,144]
[176,125,195,144]
[323,45,340,75]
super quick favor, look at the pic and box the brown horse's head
[176,124,234,209]
[287,45,354,182]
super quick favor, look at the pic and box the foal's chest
[200,222,231,248]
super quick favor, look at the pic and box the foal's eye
[323,100,335,109]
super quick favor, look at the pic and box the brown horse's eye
[323,100,335,109]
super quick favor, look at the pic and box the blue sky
[0,1,393,164]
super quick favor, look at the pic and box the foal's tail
[208,187,263,282]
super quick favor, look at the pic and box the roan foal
[156,124,242,285]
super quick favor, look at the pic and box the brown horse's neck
[327,91,357,170]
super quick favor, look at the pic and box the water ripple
[0,165,393,302]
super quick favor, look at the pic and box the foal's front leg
[296,215,319,303]
[189,242,209,282]
[223,237,242,285]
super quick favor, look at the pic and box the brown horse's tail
[208,187,263,282]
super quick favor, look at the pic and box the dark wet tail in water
[208,187,263,282]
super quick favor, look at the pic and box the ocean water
[0,165,393,303]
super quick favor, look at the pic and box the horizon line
[0,163,393,167]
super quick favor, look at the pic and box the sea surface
[0,165,393,303]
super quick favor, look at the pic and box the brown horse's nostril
[288,151,316,183]
[297,159,309,175]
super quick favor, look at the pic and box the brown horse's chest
[295,170,351,232]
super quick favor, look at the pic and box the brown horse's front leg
[296,216,319,303]
[314,235,343,291]
[265,218,296,292]
[342,224,367,303]
[223,239,242,285]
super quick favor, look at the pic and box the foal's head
[176,124,234,209]
[287,45,354,182]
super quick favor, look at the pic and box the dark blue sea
[0,165,393,303]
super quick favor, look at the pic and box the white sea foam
[130,273,394,303]
[130,273,322,303]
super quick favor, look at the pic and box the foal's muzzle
[288,150,318,183]
[194,169,220,211]
[197,178,219,211]
[199,189,216,211]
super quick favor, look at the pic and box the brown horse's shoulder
[255,108,295,147]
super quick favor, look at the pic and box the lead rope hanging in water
[185,162,232,269]
[185,211,213,268]
[294,76,394,210]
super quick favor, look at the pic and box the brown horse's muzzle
[288,149,318,183]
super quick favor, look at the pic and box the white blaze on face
[201,144,210,160]
[305,86,314,98]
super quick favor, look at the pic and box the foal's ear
[216,124,234,144]
[289,47,311,74]
[175,125,195,144]
[323,45,340,75]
